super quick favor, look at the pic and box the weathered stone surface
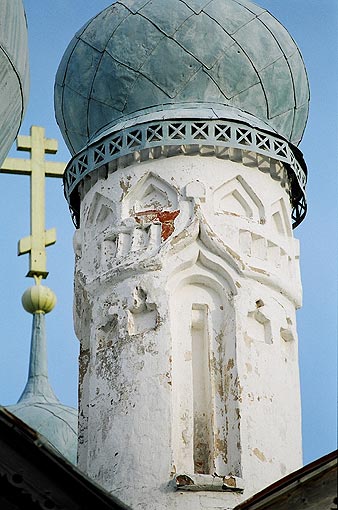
[74,152,302,509]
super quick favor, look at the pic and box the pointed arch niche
[84,192,116,232]
[213,175,265,223]
[271,197,292,237]
[169,254,241,478]
[122,172,179,217]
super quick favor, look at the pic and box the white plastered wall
[73,151,302,510]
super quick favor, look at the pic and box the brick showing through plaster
[134,209,180,240]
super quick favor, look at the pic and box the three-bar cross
[0,126,66,278]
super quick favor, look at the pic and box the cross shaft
[0,126,66,278]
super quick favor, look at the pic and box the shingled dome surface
[0,0,29,166]
[6,312,78,465]
[7,401,78,464]
[55,0,309,155]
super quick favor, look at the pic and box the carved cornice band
[63,118,307,228]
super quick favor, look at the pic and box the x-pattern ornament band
[168,123,186,139]
[64,118,307,229]
[191,122,209,139]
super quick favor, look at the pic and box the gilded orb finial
[22,276,56,314]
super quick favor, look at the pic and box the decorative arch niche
[84,192,116,232]
[271,197,292,237]
[169,254,241,478]
[213,175,265,223]
[122,172,179,217]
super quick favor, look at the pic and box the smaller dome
[22,284,56,314]
[7,402,78,464]
[6,311,78,464]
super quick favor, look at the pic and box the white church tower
[55,1,309,508]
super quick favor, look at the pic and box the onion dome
[55,0,309,153]
[7,286,77,464]
[55,0,309,227]
[0,0,29,166]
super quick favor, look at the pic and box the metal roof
[6,313,78,464]
[55,0,309,155]
[233,450,338,510]
[0,407,129,509]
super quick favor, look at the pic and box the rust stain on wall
[79,347,90,388]
[227,358,234,370]
[223,475,236,487]
[253,447,267,462]
[120,178,131,196]
[215,436,228,464]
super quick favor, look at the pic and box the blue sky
[0,0,336,465]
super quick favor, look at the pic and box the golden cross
[0,126,66,278]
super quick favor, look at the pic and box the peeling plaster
[74,155,303,509]
[253,448,267,463]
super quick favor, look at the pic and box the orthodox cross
[0,126,66,278]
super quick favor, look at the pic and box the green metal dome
[7,313,78,464]
[7,401,78,464]
[55,0,309,155]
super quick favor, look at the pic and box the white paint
[74,150,302,509]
